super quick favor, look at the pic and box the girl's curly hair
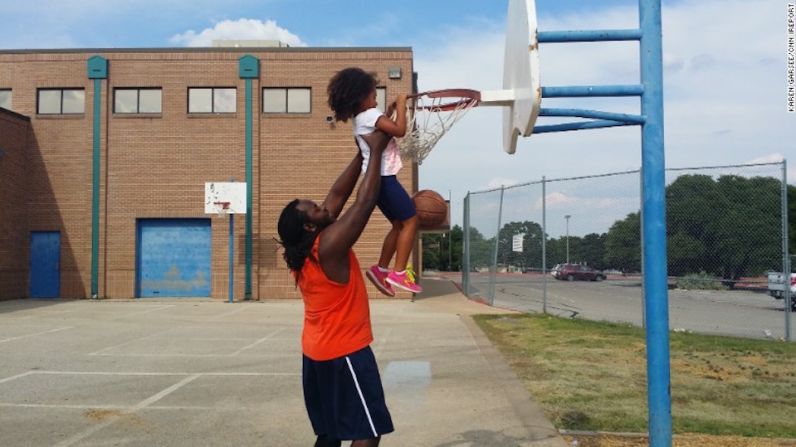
[277,199,318,284]
[327,67,378,122]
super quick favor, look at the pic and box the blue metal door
[136,219,211,297]
[29,231,60,298]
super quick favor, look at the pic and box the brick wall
[0,109,31,299]
[0,48,415,299]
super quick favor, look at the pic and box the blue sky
[2,0,793,237]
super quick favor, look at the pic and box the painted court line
[53,375,200,447]
[0,326,72,344]
[89,352,296,358]
[0,371,36,384]
[13,370,300,377]
[87,327,177,355]
[230,328,286,356]
[0,403,285,411]
[112,305,175,320]
[0,403,129,410]
[206,305,249,321]
[133,374,200,409]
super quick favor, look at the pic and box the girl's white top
[353,107,403,176]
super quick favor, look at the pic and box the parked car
[553,263,606,282]
[767,271,796,310]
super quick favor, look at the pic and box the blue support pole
[229,213,235,304]
[539,108,646,124]
[533,120,636,134]
[542,85,644,97]
[639,0,672,445]
[538,29,642,43]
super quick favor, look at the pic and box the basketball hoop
[396,89,480,165]
[213,201,231,219]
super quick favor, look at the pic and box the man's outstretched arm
[322,147,363,220]
[319,131,390,282]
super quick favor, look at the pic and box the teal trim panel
[239,55,258,299]
[88,55,107,298]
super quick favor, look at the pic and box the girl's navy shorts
[302,346,394,441]
[377,175,416,222]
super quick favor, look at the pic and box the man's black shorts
[302,346,394,441]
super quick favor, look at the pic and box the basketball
[412,190,448,229]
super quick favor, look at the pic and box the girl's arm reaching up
[375,94,407,138]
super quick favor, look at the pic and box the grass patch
[473,313,796,438]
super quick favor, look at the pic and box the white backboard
[204,182,246,214]
[503,0,541,154]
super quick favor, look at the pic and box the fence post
[542,177,548,314]
[783,160,792,342]
[640,167,646,329]
[463,192,471,296]
[489,186,505,305]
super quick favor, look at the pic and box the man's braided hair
[277,199,318,285]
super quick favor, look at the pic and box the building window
[376,87,386,113]
[0,89,11,110]
[114,88,162,114]
[262,87,311,114]
[37,88,85,115]
[188,87,236,113]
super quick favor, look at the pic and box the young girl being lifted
[327,67,422,295]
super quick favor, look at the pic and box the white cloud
[539,192,575,208]
[170,18,306,47]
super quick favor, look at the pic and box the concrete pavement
[0,279,565,446]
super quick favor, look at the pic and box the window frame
[376,87,387,113]
[262,87,312,114]
[37,88,85,115]
[187,87,237,114]
[113,87,162,114]
[0,89,11,110]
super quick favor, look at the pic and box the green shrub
[677,272,727,290]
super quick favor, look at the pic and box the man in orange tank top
[277,131,392,447]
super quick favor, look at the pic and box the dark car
[553,263,606,281]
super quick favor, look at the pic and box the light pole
[565,215,571,264]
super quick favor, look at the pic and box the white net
[396,89,479,165]
[213,201,230,219]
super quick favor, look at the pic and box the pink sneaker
[386,270,423,294]
[366,266,395,297]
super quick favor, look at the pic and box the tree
[605,212,641,273]
[496,220,544,271]
[666,174,783,285]
[579,233,608,270]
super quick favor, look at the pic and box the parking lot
[461,272,791,340]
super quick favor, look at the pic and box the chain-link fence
[460,161,793,341]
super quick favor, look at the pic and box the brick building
[0,47,416,300]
